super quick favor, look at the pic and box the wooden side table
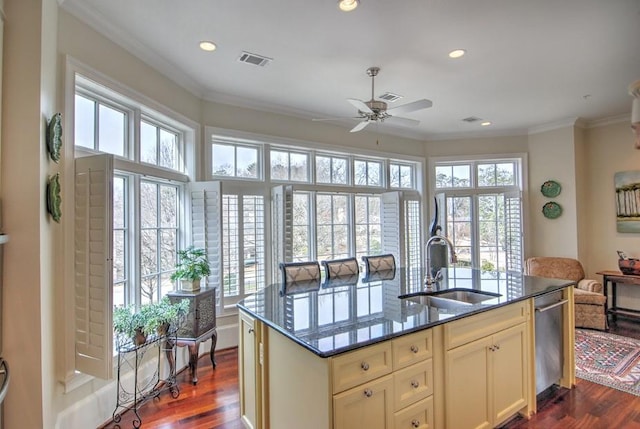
[166,287,217,384]
[596,270,640,321]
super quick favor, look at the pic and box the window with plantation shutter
[74,154,114,379]
[271,185,293,283]
[188,182,223,313]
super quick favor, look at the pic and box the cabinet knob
[361,362,370,371]
[248,328,254,334]
[410,345,419,354]
[363,388,373,397]
[495,344,500,350]
[411,419,420,428]
[411,380,420,389]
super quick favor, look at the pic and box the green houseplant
[142,297,190,336]
[170,246,211,292]
[113,305,147,346]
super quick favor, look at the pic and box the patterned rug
[575,328,640,396]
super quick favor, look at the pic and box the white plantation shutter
[74,154,114,379]
[188,182,223,312]
[381,191,403,266]
[271,185,293,283]
[504,191,524,273]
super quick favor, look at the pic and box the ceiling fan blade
[387,99,433,115]
[347,98,373,114]
[312,116,361,122]
[385,116,420,127]
[350,120,371,133]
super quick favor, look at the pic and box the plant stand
[111,330,180,428]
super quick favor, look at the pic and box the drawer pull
[361,362,370,371]
[494,344,500,350]
[411,380,420,389]
[248,328,254,334]
[411,419,420,428]
[364,388,373,397]
[410,345,419,354]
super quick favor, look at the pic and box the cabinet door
[334,374,394,429]
[492,323,527,426]
[239,311,260,429]
[445,336,493,429]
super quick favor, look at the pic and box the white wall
[1,0,58,428]
[527,125,579,258]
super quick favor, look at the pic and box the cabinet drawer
[394,396,434,429]
[393,359,433,411]
[333,374,395,429]
[392,329,433,370]
[445,300,529,350]
[331,342,393,394]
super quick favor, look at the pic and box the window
[221,194,266,305]
[74,92,127,157]
[354,159,383,187]
[316,155,348,185]
[207,129,424,290]
[212,141,260,179]
[432,158,523,276]
[139,180,179,304]
[70,70,194,380]
[270,149,309,182]
[316,194,350,261]
[390,162,415,189]
[141,120,181,170]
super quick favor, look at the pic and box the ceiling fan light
[338,0,359,12]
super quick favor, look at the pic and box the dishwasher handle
[535,299,568,313]
[0,358,9,405]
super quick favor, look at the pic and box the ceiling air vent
[462,116,482,123]
[237,51,272,67]
[378,92,403,102]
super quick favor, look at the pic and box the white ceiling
[60,0,640,141]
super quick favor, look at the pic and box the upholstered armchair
[524,257,608,330]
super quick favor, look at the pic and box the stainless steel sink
[399,288,501,308]
[428,289,501,304]
[404,295,473,309]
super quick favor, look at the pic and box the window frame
[429,154,528,273]
[63,58,199,388]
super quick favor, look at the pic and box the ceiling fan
[315,66,433,133]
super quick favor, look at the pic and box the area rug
[575,328,640,396]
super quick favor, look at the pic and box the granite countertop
[237,267,574,358]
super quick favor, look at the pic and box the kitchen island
[238,268,576,429]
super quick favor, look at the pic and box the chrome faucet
[424,234,457,287]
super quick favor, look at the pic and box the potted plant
[113,305,147,346]
[142,297,190,336]
[170,246,211,292]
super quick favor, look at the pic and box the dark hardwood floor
[102,318,640,429]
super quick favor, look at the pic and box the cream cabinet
[444,301,529,429]
[332,329,435,429]
[239,311,262,429]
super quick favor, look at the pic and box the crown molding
[527,117,581,135]
[585,113,629,128]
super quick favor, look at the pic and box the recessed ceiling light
[199,41,217,52]
[448,49,466,59]
[338,0,359,12]
[481,121,492,126]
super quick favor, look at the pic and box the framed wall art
[615,170,640,232]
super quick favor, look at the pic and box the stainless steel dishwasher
[534,290,567,395]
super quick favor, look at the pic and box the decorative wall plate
[46,113,63,163]
[542,201,562,219]
[46,173,62,222]
[541,180,561,198]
